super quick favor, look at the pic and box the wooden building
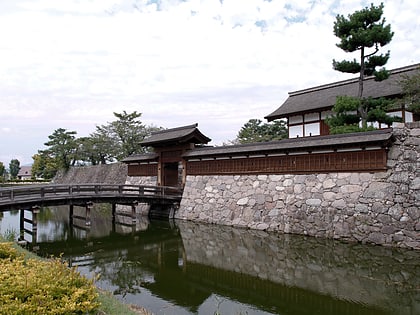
[265,63,420,138]
[122,66,420,184]
[122,124,211,187]
[123,124,394,187]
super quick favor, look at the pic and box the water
[0,205,419,315]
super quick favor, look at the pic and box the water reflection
[0,205,419,315]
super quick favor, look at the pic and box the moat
[0,204,419,315]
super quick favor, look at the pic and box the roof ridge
[289,63,420,97]
[151,123,198,135]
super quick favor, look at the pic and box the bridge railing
[0,184,182,207]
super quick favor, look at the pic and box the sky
[0,0,419,166]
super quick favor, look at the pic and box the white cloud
[0,0,419,165]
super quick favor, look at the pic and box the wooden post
[69,205,74,227]
[19,209,24,242]
[85,202,93,226]
[131,202,137,224]
[31,206,40,231]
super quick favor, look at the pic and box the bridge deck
[0,184,182,211]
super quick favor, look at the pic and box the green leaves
[399,67,420,115]
[332,3,393,77]
[330,3,394,133]
[34,111,163,175]
[9,159,21,180]
[0,242,100,314]
[236,119,287,144]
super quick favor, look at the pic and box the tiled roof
[265,63,420,120]
[17,166,32,176]
[183,128,393,158]
[140,123,211,147]
[121,153,158,163]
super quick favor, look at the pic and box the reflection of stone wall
[177,123,420,249]
[178,220,420,315]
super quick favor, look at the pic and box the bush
[0,243,99,314]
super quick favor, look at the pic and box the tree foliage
[398,67,420,115]
[96,111,161,161]
[42,128,78,171]
[236,119,287,144]
[31,153,58,180]
[32,111,162,178]
[329,3,396,132]
[9,159,20,180]
[0,162,5,181]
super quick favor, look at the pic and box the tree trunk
[358,47,367,129]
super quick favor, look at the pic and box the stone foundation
[176,123,420,249]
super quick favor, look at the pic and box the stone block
[368,232,385,244]
[323,179,336,189]
[237,197,249,206]
[363,182,396,199]
[305,198,321,207]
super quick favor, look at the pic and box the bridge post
[19,209,24,242]
[31,206,40,231]
[69,205,74,227]
[85,202,93,226]
[131,201,138,224]
[112,203,116,221]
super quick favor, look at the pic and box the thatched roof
[140,123,211,147]
[265,63,420,121]
[183,129,393,159]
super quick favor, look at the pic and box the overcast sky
[0,0,419,166]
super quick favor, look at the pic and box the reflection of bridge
[0,184,182,211]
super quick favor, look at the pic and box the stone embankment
[53,163,128,185]
[177,123,420,249]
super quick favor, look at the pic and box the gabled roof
[183,128,393,159]
[140,123,211,147]
[265,63,420,121]
[17,166,32,176]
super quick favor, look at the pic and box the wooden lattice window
[186,149,387,175]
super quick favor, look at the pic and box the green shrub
[0,243,99,314]
[0,242,18,259]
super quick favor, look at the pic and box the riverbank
[0,235,152,315]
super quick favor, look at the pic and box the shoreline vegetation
[0,233,153,315]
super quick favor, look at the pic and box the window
[304,123,320,136]
[289,125,303,138]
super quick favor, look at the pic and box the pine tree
[330,3,395,132]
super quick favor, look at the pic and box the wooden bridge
[0,184,182,211]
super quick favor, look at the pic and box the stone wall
[53,163,128,184]
[176,123,420,249]
[118,175,158,215]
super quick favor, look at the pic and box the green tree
[330,3,395,132]
[31,153,58,180]
[399,67,420,116]
[42,128,77,171]
[97,111,162,160]
[9,159,20,180]
[0,162,5,182]
[236,119,287,144]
